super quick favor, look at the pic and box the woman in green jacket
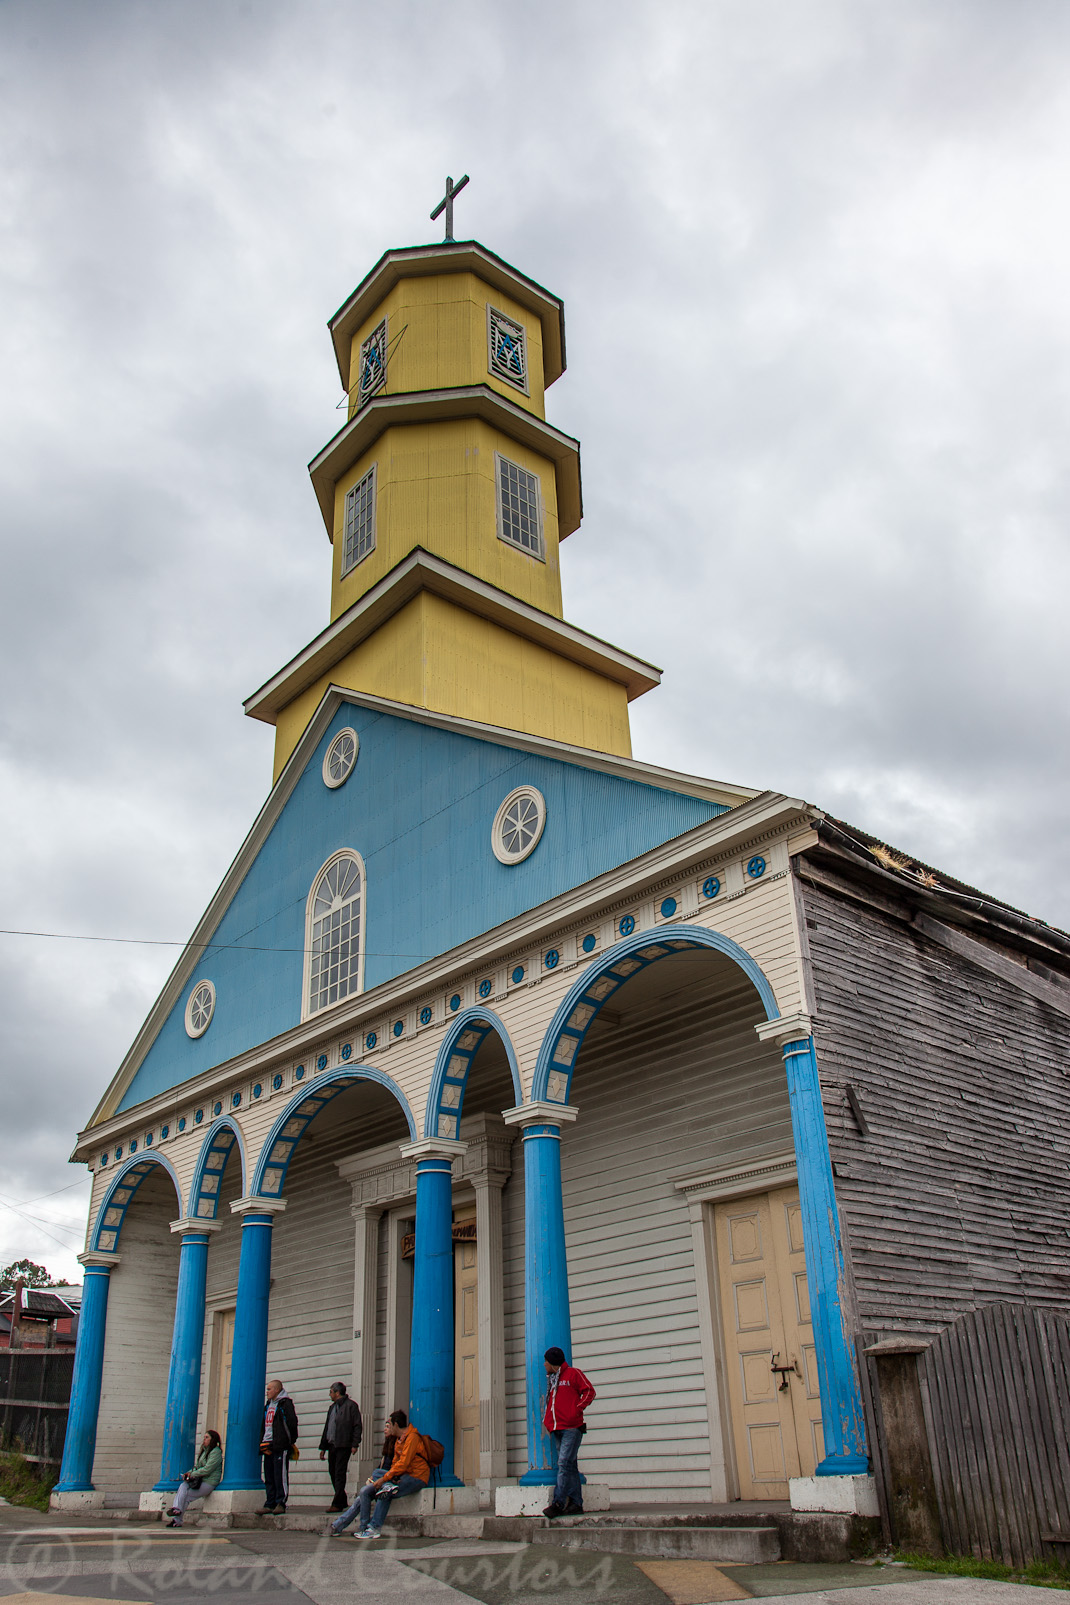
[167,1430,223,1526]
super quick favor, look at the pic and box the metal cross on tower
[430,174,470,242]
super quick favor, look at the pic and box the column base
[204,1488,266,1514]
[495,1483,611,1516]
[140,1491,174,1512]
[392,1485,479,1515]
[816,1451,870,1477]
[789,1474,879,1516]
[50,1489,105,1512]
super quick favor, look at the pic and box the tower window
[357,318,387,408]
[342,466,377,575]
[488,306,528,394]
[306,852,364,1015]
[496,454,543,560]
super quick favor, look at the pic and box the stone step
[528,1522,780,1563]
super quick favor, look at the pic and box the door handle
[771,1353,800,1391]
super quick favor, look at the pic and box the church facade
[53,240,1070,1519]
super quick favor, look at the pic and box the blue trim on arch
[423,1008,523,1140]
[90,1152,183,1252]
[250,1065,416,1198]
[531,924,781,1104]
[188,1118,247,1223]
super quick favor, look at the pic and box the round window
[492,786,547,865]
[185,980,216,1039]
[323,728,359,789]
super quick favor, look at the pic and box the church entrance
[209,1308,235,1451]
[453,1211,478,1483]
[713,1186,823,1499]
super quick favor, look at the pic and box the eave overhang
[328,241,567,392]
[308,383,583,539]
[242,548,661,723]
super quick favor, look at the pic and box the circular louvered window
[492,785,547,865]
[185,980,216,1039]
[323,728,359,789]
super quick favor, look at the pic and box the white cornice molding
[230,1196,287,1216]
[502,1102,580,1128]
[243,549,661,722]
[672,1152,797,1203]
[169,1217,223,1236]
[398,1138,468,1161]
[755,1013,813,1046]
[308,384,582,536]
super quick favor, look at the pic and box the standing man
[318,1382,363,1513]
[542,1345,596,1519]
[258,1378,299,1515]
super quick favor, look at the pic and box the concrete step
[527,1522,780,1563]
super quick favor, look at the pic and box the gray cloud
[3,0,1070,1275]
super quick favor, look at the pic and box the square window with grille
[496,454,543,559]
[488,306,528,393]
[342,466,377,575]
[357,318,387,408]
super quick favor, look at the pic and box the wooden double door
[453,1213,479,1483]
[713,1185,824,1499]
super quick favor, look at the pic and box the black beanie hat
[544,1346,566,1366]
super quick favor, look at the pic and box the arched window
[305,851,364,1015]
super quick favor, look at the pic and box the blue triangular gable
[117,706,727,1111]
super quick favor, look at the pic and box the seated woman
[166,1430,223,1527]
[329,1410,429,1539]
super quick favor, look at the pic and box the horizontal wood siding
[800,868,1070,1334]
[502,1135,527,1478]
[561,968,791,1501]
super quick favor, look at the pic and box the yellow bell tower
[244,236,660,781]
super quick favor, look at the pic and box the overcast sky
[3,0,1070,1280]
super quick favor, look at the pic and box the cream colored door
[209,1308,235,1451]
[453,1219,478,1483]
[713,1186,821,1498]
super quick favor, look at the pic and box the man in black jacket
[318,1382,363,1512]
[258,1379,299,1515]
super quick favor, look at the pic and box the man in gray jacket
[318,1382,363,1512]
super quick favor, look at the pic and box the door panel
[209,1308,235,1451]
[453,1220,478,1484]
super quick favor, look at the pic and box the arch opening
[90,1153,183,1253]
[251,1065,416,1198]
[188,1118,247,1221]
[424,1009,522,1140]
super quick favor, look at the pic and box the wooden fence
[0,1349,74,1467]
[918,1303,1070,1569]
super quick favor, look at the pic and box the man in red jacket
[542,1346,596,1518]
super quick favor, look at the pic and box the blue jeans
[332,1471,426,1533]
[552,1427,584,1509]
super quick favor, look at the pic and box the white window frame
[492,785,547,864]
[357,317,388,408]
[303,849,367,1019]
[495,452,544,562]
[487,304,529,395]
[185,979,216,1039]
[323,727,359,789]
[341,464,377,576]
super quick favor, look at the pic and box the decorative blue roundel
[393,1019,404,1038]
[252,1085,262,1100]
[512,965,525,984]
[232,1092,241,1108]
[478,978,493,999]
[295,1065,305,1081]
[145,1132,153,1146]
[161,1125,169,1139]
[660,897,677,919]
[100,1152,109,1167]
[581,934,597,954]
[619,915,635,937]
[449,993,462,1012]
[195,1109,203,1124]
[420,1007,432,1026]
[317,1054,328,1071]
[115,1145,123,1160]
[178,1117,186,1132]
[213,1101,222,1117]
[702,875,720,900]
[272,1074,283,1091]
[747,855,766,880]
[129,1138,137,1153]
[365,1032,377,1051]
[341,1042,352,1060]
[544,949,559,969]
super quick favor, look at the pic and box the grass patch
[897,1549,1070,1590]
[0,1447,57,1512]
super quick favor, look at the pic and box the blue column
[408,1148,462,1486]
[216,1206,279,1491]
[55,1256,116,1492]
[154,1227,212,1491]
[782,1034,869,1475]
[514,1112,575,1486]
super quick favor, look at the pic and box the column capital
[398,1138,468,1162]
[78,1251,120,1270]
[230,1196,287,1216]
[755,1013,813,1047]
[169,1217,223,1236]
[350,1199,386,1221]
[502,1102,579,1129]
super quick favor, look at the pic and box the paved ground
[0,1504,1064,1605]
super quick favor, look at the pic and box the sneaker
[165,1519,181,1528]
[257,1504,275,1515]
[378,1482,399,1495]
[358,1528,382,1540]
[273,1505,287,1514]
[542,1502,564,1519]
[329,1528,352,1538]
[563,1499,584,1514]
